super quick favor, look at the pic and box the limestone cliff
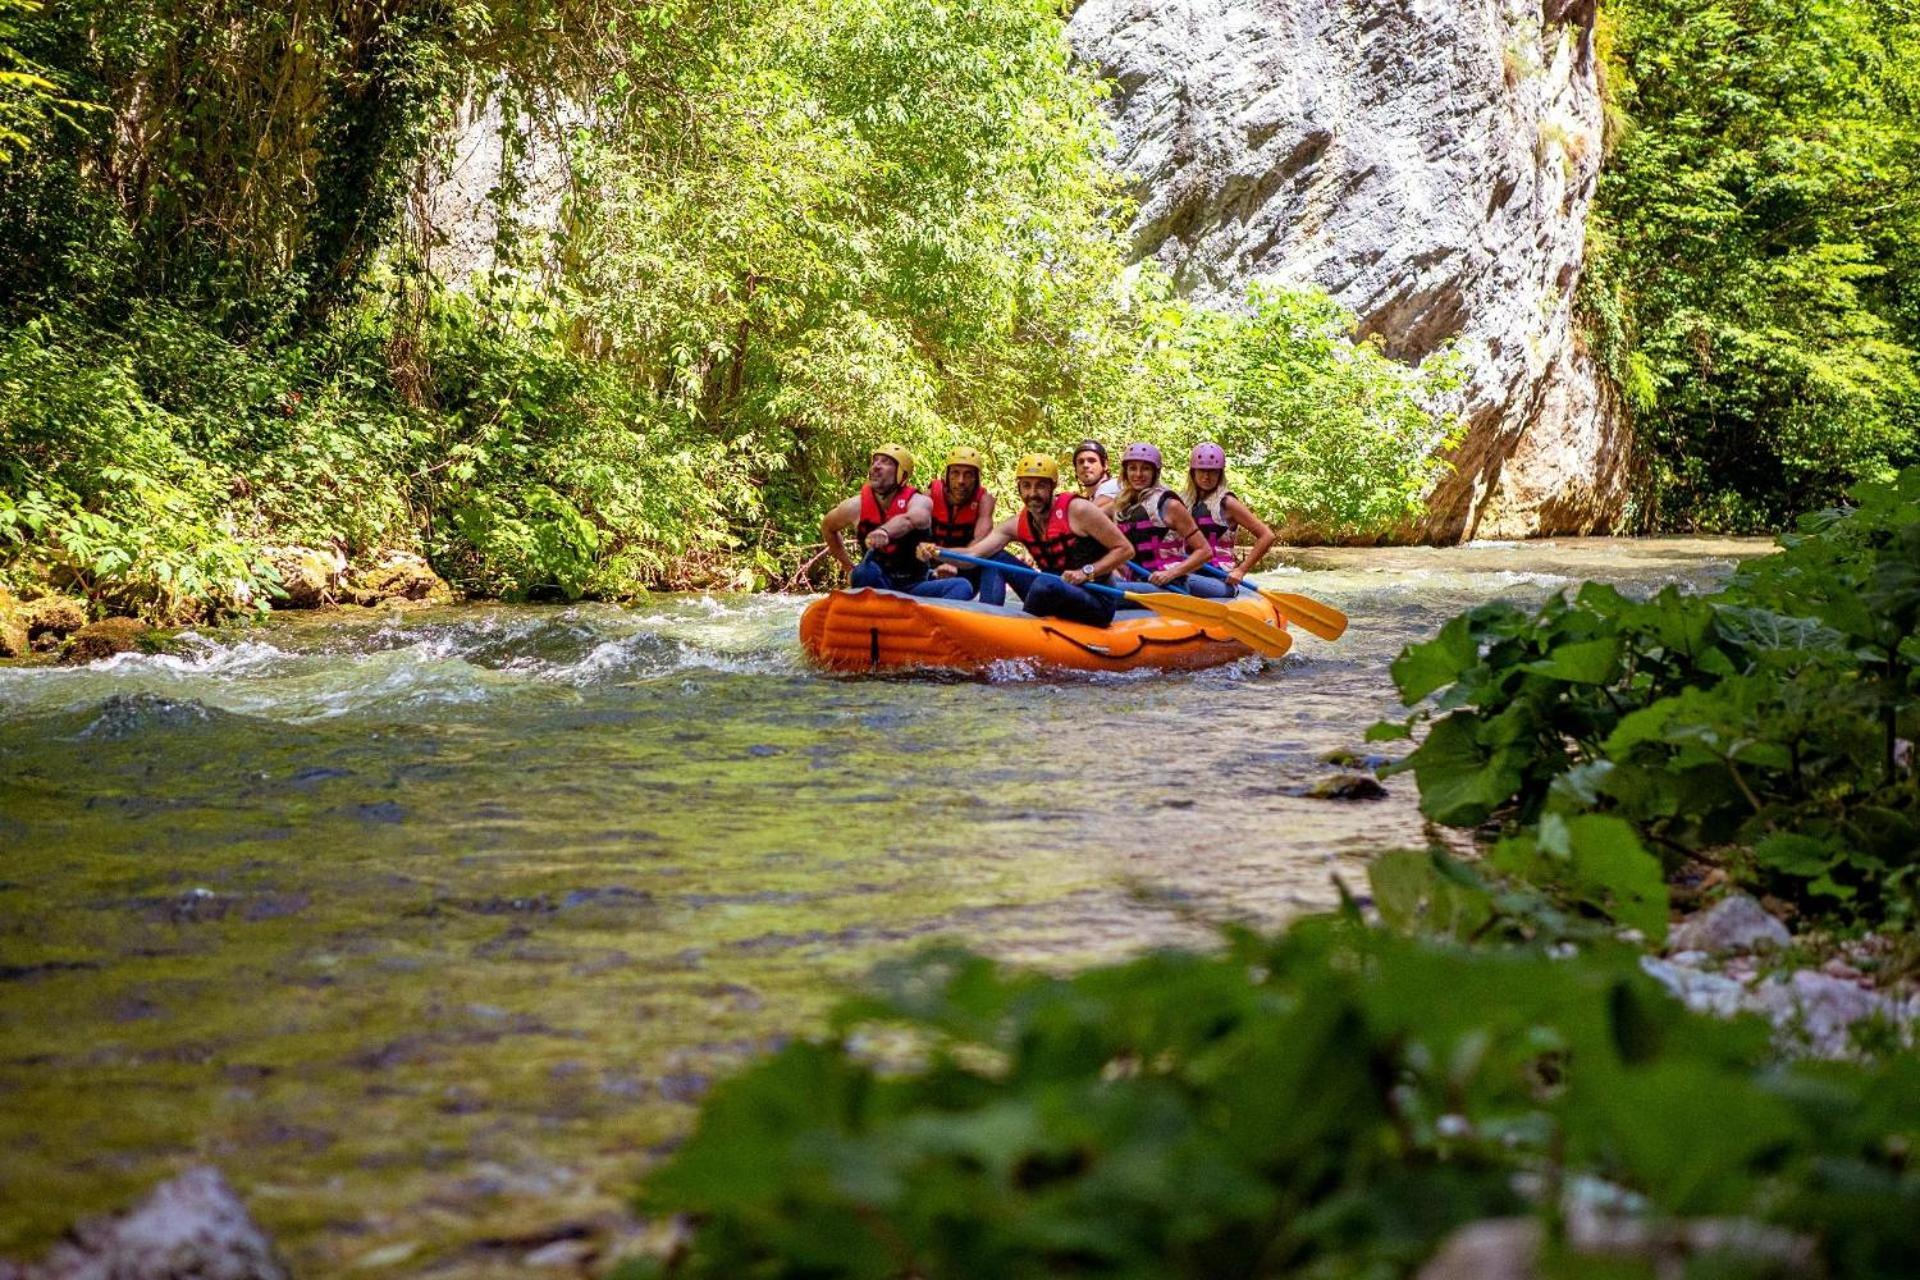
[1067,0,1630,540]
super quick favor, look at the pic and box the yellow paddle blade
[1251,587,1347,642]
[1127,591,1292,659]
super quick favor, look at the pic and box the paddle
[934,552,1290,659]
[1121,561,1296,657]
[1197,564,1348,642]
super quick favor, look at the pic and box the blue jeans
[1184,574,1234,599]
[850,553,926,592]
[1120,573,1233,599]
[1022,575,1117,628]
[909,575,975,601]
[908,550,1023,606]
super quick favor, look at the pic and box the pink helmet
[1120,442,1162,470]
[1189,442,1226,470]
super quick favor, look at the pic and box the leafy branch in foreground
[1374,468,1920,928]
[618,893,1919,1280]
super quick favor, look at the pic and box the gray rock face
[1,1167,287,1280]
[1068,0,1628,539]
[1666,893,1793,956]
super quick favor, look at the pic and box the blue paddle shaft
[936,550,1135,602]
[1127,562,1195,595]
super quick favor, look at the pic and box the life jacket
[1189,488,1238,569]
[856,483,923,577]
[1017,492,1109,576]
[1112,485,1185,572]
[928,479,985,548]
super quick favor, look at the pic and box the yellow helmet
[1015,453,1059,482]
[944,445,986,474]
[870,443,914,482]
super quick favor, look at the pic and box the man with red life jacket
[1109,442,1221,596]
[922,453,1133,627]
[913,445,1026,606]
[820,444,935,592]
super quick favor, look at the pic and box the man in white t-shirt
[1073,439,1122,509]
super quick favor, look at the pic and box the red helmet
[1120,442,1162,470]
[1189,442,1226,470]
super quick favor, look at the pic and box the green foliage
[1591,0,1920,529]
[625,911,1920,1279]
[0,315,281,618]
[1379,468,1920,926]
[0,0,1465,611]
[1077,282,1466,536]
[0,0,91,164]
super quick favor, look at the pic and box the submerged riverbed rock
[60,617,153,664]
[1068,0,1624,540]
[345,552,455,607]
[1306,772,1389,801]
[0,1166,287,1280]
[1666,893,1792,956]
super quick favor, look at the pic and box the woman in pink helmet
[1184,442,1275,593]
[1109,442,1221,595]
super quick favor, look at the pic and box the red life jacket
[928,479,985,548]
[1190,489,1238,569]
[1112,485,1185,572]
[1016,492,1109,575]
[856,483,923,576]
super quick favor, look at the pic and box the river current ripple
[0,537,1760,1270]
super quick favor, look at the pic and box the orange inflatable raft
[798,587,1289,674]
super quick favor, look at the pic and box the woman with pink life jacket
[1108,443,1225,597]
[1184,442,1276,593]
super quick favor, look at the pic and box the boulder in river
[263,544,346,609]
[345,552,455,606]
[0,1166,287,1280]
[60,617,153,665]
[1666,893,1792,956]
[24,595,89,649]
[0,588,26,658]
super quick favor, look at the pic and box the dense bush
[1591,0,1920,529]
[621,908,1920,1279]
[1375,467,1920,928]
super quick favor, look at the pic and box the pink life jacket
[1189,488,1238,569]
[1112,485,1184,572]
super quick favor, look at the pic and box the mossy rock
[345,553,454,606]
[61,617,154,665]
[0,588,26,659]
[26,594,89,648]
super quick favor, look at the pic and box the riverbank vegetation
[624,469,1920,1279]
[0,0,1457,620]
[1589,0,1920,530]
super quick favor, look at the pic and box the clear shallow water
[0,538,1763,1272]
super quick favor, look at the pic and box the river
[0,537,1761,1272]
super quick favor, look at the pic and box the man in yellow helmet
[820,444,934,592]
[921,452,1133,626]
[912,445,1024,606]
